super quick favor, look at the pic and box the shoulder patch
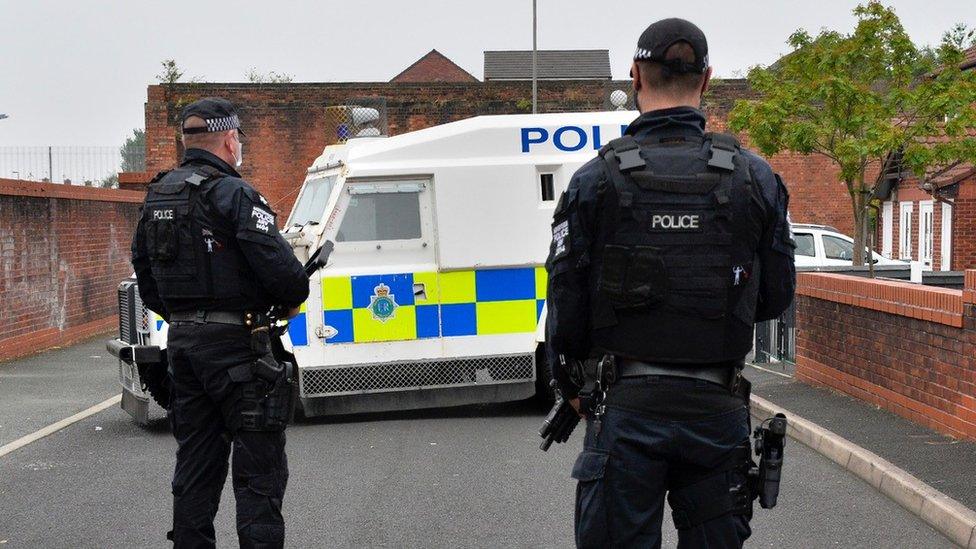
[249,205,275,233]
[551,219,571,261]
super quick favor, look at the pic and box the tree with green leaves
[121,128,146,172]
[156,59,203,85]
[729,2,976,265]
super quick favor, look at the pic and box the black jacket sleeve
[755,172,797,321]
[231,184,310,308]
[130,206,169,321]
[545,161,604,398]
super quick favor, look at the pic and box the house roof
[483,50,611,80]
[390,49,479,83]
[962,45,976,71]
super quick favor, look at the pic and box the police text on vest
[650,214,700,231]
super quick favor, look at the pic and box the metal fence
[750,266,966,372]
[0,146,145,187]
[753,300,796,368]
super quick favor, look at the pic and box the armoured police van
[111,109,636,419]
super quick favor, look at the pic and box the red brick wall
[954,198,976,270]
[142,80,843,230]
[795,272,976,440]
[0,179,144,361]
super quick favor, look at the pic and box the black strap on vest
[705,132,739,172]
[185,164,223,187]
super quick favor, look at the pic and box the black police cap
[181,97,245,135]
[633,18,709,74]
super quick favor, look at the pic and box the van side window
[793,233,815,257]
[337,187,422,242]
[540,173,555,202]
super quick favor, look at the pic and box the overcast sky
[1,0,974,148]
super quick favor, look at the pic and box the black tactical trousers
[573,376,752,548]
[167,323,288,549]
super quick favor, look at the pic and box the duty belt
[617,358,749,399]
[169,310,266,327]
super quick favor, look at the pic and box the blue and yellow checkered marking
[295,267,547,345]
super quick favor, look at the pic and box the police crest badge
[369,283,398,322]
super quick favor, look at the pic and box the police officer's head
[180,97,245,168]
[629,18,712,113]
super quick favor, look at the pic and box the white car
[791,224,905,268]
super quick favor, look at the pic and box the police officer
[131,97,309,548]
[546,19,796,548]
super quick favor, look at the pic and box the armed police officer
[546,19,795,548]
[131,98,309,549]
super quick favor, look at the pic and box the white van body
[138,111,637,417]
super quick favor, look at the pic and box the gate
[753,300,795,367]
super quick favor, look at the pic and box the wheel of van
[533,344,556,407]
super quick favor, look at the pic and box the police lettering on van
[520,124,629,153]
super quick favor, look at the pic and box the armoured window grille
[300,354,535,397]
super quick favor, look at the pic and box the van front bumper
[106,339,162,365]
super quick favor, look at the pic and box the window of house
[899,202,913,260]
[919,201,934,267]
[882,201,893,257]
[941,202,953,271]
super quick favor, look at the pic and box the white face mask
[234,141,243,167]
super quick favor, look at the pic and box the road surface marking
[0,394,121,459]
[747,363,793,378]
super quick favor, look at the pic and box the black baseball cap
[181,97,245,135]
[633,18,709,74]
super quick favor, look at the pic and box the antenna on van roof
[326,98,388,143]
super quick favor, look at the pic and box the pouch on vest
[147,217,178,262]
[598,245,668,310]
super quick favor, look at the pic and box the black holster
[577,355,617,414]
[224,329,296,432]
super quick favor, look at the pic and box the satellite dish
[351,107,380,126]
[610,90,629,110]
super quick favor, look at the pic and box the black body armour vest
[143,165,251,310]
[590,133,766,363]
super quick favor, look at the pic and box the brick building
[129,51,852,235]
[875,46,976,271]
[390,49,478,83]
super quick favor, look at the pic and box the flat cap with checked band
[181,97,245,135]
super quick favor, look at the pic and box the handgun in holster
[748,413,787,509]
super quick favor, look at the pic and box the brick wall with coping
[795,271,976,440]
[0,179,144,362]
[136,79,848,232]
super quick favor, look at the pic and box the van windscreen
[289,175,337,226]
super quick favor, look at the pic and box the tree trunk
[852,191,867,266]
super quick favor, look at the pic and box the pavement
[0,336,964,548]
[748,361,976,511]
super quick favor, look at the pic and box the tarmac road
[0,338,956,548]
